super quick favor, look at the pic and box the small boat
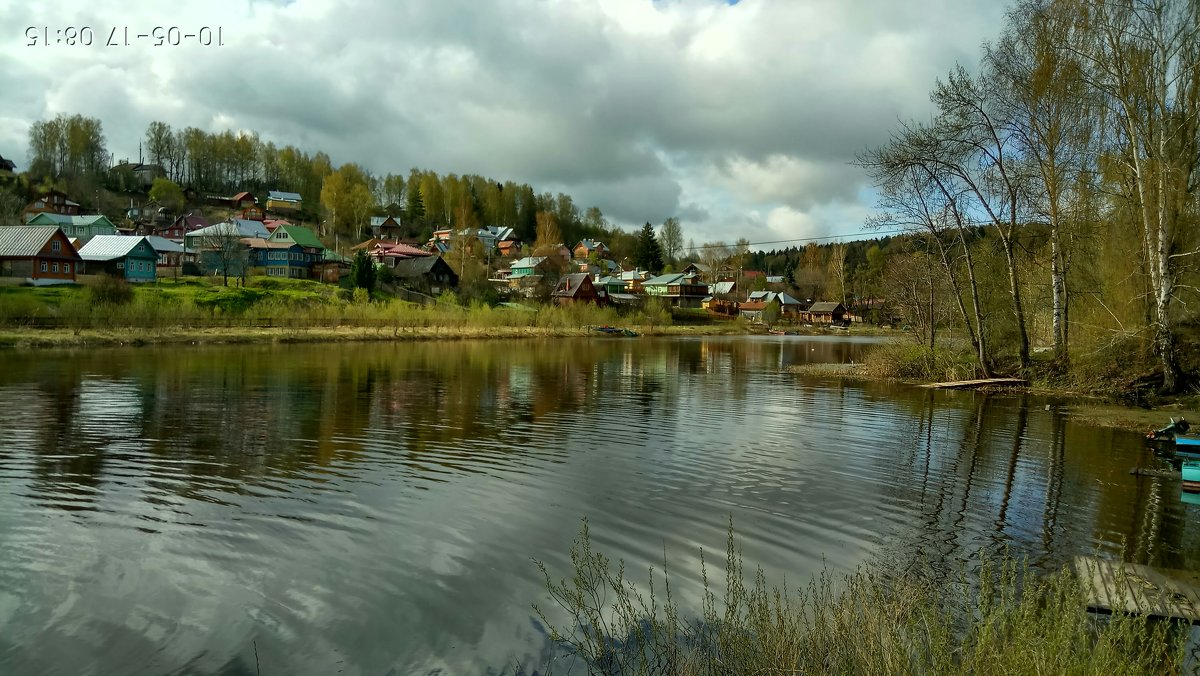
[1147,417,1190,443]
[768,329,787,336]
[1182,460,1200,492]
[593,325,638,337]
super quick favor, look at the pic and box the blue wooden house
[77,235,158,282]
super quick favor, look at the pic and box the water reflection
[0,335,1194,674]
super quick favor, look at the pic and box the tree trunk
[1001,228,1030,369]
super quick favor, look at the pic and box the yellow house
[265,190,302,213]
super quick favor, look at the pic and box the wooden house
[21,190,82,221]
[78,235,158,282]
[573,239,607,260]
[145,235,192,274]
[0,154,15,177]
[244,238,313,278]
[370,215,404,240]
[0,226,81,285]
[391,256,458,295]
[23,213,119,242]
[805,301,848,325]
[265,191,302,213]
[642,272,708,308]
[231,191,257,209]
[552,273,603,305]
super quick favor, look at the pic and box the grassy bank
[0,278,751,348]
[534,522,1187,675]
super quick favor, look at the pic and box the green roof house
[24,213,118,242]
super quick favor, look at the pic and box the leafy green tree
[350,250,376,293]
[148,177,185,212]
[634,222,664,273]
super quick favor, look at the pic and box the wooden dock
[921,377,1027,390]
[1073,556,1200,623]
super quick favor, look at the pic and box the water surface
[0,336,1191,674]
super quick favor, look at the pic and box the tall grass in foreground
[533,521,1188,675]
[863,341,981,382]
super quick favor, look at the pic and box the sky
[0,0,1007,245]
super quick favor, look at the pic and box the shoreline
[0,322,752,349]
[783,363,1200,435]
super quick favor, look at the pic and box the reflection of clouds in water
[76,378,143,441]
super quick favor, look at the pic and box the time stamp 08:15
[26,26,225,47]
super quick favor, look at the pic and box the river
[0,336,1193,674]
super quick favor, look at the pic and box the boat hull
[1182,460,1200,492]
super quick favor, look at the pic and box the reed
[533,520,1188,675]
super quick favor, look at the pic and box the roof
[231,191,255,202]
[767,276,784,284]
[190,219,271,239]
[268,190,302,202]
[685,262,711,273]
[712,281,735,295]
[145,235,185,253]
[643,273,692,286]
[370,216,401,227]
[378,242,430,258]
[553,273,594,297]
[809,301,846,313]
[242,237,298,250]
[392,255,448,277]
[26,213,114,227]
[575,239,605,250]
[173,214,209,228]
[740,301,767,311]
[78,235,151,261]
[0,226,60,257]
[594,275,622,286]
[511,256,547,269]
[0,155,15,171]
[278,225,324,249]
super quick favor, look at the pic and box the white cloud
[0,0,1007,243]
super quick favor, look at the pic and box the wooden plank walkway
[921,377,1027,389]
[1073,556,1200,623]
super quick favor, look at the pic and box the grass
[861,341,982,382]
[0,277,751,347]
[533,520,1189,675]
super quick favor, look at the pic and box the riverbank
[785,358,1200,435]
[0,322,750,349]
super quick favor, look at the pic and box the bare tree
[1083,0,1200,391]
[659,217,683,264]
[199,223,250,287]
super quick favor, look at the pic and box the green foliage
[88,275,134,306]
[350,250,376,293]
[534,520,1187,676]
[633,222,664,274]
[148,177,184,211]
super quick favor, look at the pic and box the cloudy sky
[0,0,1006,245]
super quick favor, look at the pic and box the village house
[573,239,607,260]
[620,269,651,293]
[0,154,16,178]
[78,235,158,282]
[145,235,192,275]
[552,273,603,305]
[231,192,257,210]
[390,256,459,295]
[0,226,81,285]
[185,219,271,250]
[23,213,119,242]
[593,275,626,297]
[21,190,82,221]
[746,290,808,317]
[244,238,313,278]
[108,161,165,190]
[369,215,404,240]
[265,190,302,213]
[369,241,431,269]
[642,272,708,308]
[804,301,848,325]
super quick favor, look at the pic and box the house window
[52,262,59,273]
[52,241,61,252]
[64,263,70,273]
[40,261,47,272]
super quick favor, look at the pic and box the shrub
[89,275,134,306]
[864,341,979,381]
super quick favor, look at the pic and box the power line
[682,229,909,252]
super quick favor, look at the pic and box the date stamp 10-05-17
[25,26,225,47]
